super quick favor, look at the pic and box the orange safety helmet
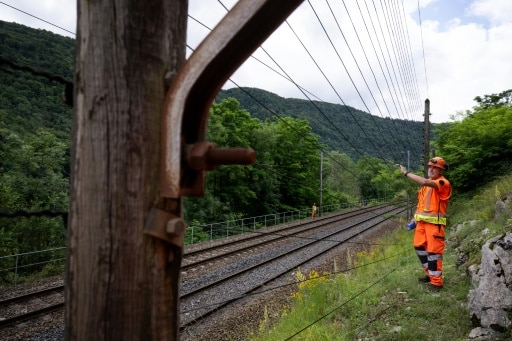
[428,157,448,170]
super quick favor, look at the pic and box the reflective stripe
[428,254,443,277]
[414,176,451,226]
[424,188,432,212]
[429,270,442,276]
[416,211,448,218]
[416,249,428,256]
[414,213,447,225]
[428,254,443,261]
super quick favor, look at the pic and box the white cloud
[468,0,512,25]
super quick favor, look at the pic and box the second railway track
[179,203,406,330]
[0,203,406,334]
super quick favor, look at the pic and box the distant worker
[396,157,452,291]
[311,203,317,218]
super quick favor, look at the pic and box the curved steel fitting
[160,0,303,198]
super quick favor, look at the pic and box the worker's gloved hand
[406,221,417,231]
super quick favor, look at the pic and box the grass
[249,172,512,341]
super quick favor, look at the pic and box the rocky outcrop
[467,233,512,339]
[466,194,512,340]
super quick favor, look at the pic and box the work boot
[418,275,430,283]
[427,283,443,291]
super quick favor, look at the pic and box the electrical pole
[423,99,431,178]
[66,1,304,340]
[407,149,411,221]
[66,1,187,339]
[320,151,323,217]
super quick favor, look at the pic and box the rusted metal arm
[160,0,304,198]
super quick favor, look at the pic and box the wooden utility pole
[423,99,431,177]
[66,1,187,339]
[319,151,323,217]
[65,0,303,341]
[66,0,304,340]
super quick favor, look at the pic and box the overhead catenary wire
[395,0,423,116]
[0,0,426,216]
[187,14,324,102]
[3,0,425,174]
[320,0,406,162]
[361,0,412,122]
[0,1,75,36]
[379,0,422,118]
[416,0,430,99]
[190,2,425,189]
[347,0,421,155]
[215,0,424,165]
[189,16,402,178]
[2,4,430,337]
[212,3,414,175]
[351,0,409,122]
[2,2,425,210]
[222,78,372,177]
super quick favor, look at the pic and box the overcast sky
[1,0,511,123]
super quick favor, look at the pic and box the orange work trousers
[413,221,445,287]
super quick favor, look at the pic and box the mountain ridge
[1,19,425,168]
[217,87,424,167]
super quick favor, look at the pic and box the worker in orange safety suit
[397,157,452,291]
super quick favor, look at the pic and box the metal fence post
[15,255,19,288]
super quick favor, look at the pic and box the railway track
[0,285,64,329]
[179,203,405,329]
[181,204,395,274]
[0,203,405,333]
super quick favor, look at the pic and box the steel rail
[179,205,405,328]
[181,204,398,270]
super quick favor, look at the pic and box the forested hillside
[2,19,511,267]
[216,87,424,165]
[0,20,426,170]
[1,20,420,261]
[0,21,74,136]
[0,21,74,273]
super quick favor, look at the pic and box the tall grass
[250,172,512,341]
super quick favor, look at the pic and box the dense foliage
[0,22,72,279]
[1,20,511,281]
[435,90,512,193]
[216,87,425,168]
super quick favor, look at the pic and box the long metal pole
[320,151,323,217]
[407,149,411,221]
[423,99,431,177]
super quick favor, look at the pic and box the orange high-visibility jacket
[414,176,452,225]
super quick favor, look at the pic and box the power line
[0,1,75,36]
[323,0,406,161]
[416,0,430,99]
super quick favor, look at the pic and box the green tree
[436,98,512,193]
[473,89,512,109]
[357,156,382,199]
[183,98,324,224]
[267,116,321,211]
[323,151,359,199]
[356,157,410,202]
[0,127,68,280]
[207,98,263,216]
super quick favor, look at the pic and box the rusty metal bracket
[144,208,186,247]
[160,0,304,198]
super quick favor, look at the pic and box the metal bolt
[186,141,256,171]
[166,217,186,236]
